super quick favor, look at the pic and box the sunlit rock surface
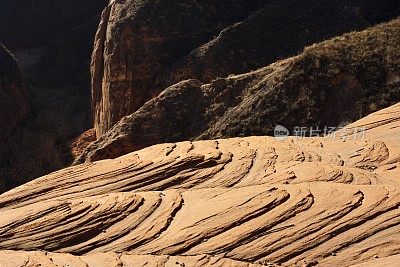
[0,103,399,266]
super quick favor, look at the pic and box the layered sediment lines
[0,103,400,266]
[0,251,264,267]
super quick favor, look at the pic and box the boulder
[0,45,30,140]
[76,19,400,163]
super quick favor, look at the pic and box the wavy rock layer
[78,19,400,163]
[0,45,29,140]
[0,251,265,267]
[0,103,400,266]
[351,255,400,267]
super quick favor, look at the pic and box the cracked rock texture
[0,45,29,141]
[79,19,400,163]
[92,0,271,136]
[92,0,399,137]
[1,103,400,266]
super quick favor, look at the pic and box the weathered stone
[77,19,400,163]
[2,102,400,267]
[163,0,399,86]
[92,0,272,137]
[92,0,399,138]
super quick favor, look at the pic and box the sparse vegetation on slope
[76,19,400,163]
[92,0,399,137]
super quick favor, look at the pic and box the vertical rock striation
[78,19,400,163]
[91,0,399,138]
[91,0,271,137]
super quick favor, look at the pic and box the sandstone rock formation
[0,0,108,51]
[77,19,400,163]
[0,103,400,266]
[0,45,29,140]
[351,255,400,267]
[92,0,271,136]
[161,0,399,88]
[0,251,266,267]
[92,0,399,137]
[69,129,97,160]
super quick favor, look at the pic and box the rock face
[1,103,400,266]
[0,0,108,51]
[0,45,29,140]
[92,0,399,137]
[77,19,400,163]
[161,0,399,88]
[92,0,271,137]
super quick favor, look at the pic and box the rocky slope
[77,19,400,163]
[0,45,30,141]
[0,103,399,266]
[92,0,399,137]
[92,0,272,136]
[161,0,399,88]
